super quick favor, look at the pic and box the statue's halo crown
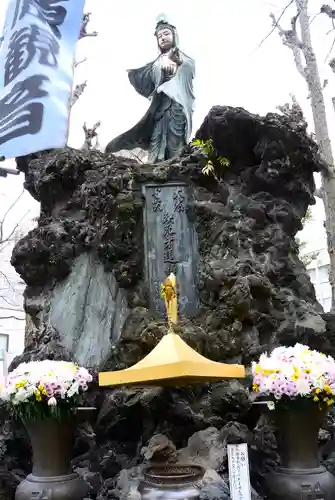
[154,13,176,36]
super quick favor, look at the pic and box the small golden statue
[161,273,178,327]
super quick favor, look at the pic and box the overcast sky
[1,0,334,252]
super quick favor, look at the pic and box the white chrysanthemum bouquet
[0,360,93,420]
[252,343,335,410]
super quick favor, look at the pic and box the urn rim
[143,464,205,484]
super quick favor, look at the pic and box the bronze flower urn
[15,410,92,500]
[265,402,335,500]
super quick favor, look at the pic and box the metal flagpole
[0,156,20,178]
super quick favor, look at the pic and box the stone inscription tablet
[142,182,198,316]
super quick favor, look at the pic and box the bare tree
[71,12,98,107]
[79,13,98,39]
[321,4,335,113]
[271,0,335,310]
[0,190,29,322]
[71,81,87,107]
[82,121,101,150]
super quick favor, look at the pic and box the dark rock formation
[4,106,335,499]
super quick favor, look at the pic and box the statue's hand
[162,62,176,76]
[169,48,181,65]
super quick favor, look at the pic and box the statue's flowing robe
[105,52,195,162]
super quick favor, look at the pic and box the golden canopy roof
[99,274,245,387]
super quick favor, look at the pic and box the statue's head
[154,17,178,53]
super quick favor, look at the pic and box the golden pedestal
[99,274,245,388]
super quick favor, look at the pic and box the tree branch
[79,13,98,39]
[0,271,14,292]
[71,81,87,107]
[251,0,294,54]
[0,208,31,248]
[325,37,335,63]
[82,121,101,150]
[270,10,306,78]
[75,57,87,69]
[0,295,17,307]
[0,189,24,243]
[328,60,335,111]
[320,4,335,20]
[0,316,24,321]
[70,13,98,107]
[0,192,30,312]
[321,6,335,64]
[80,32,98,39]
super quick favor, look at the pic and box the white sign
[227,443,252,500]
[0,0,85,159]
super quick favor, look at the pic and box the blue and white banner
[0,0,85,159]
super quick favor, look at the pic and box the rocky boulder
[3,105,334,499]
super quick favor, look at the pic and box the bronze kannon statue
[105,15,195,163]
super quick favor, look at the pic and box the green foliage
[301,206,313,226]
[297,238,319,267]
[192,138,230,176]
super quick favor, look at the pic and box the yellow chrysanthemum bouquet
[252,343,335,410]
[0,359,92,420]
